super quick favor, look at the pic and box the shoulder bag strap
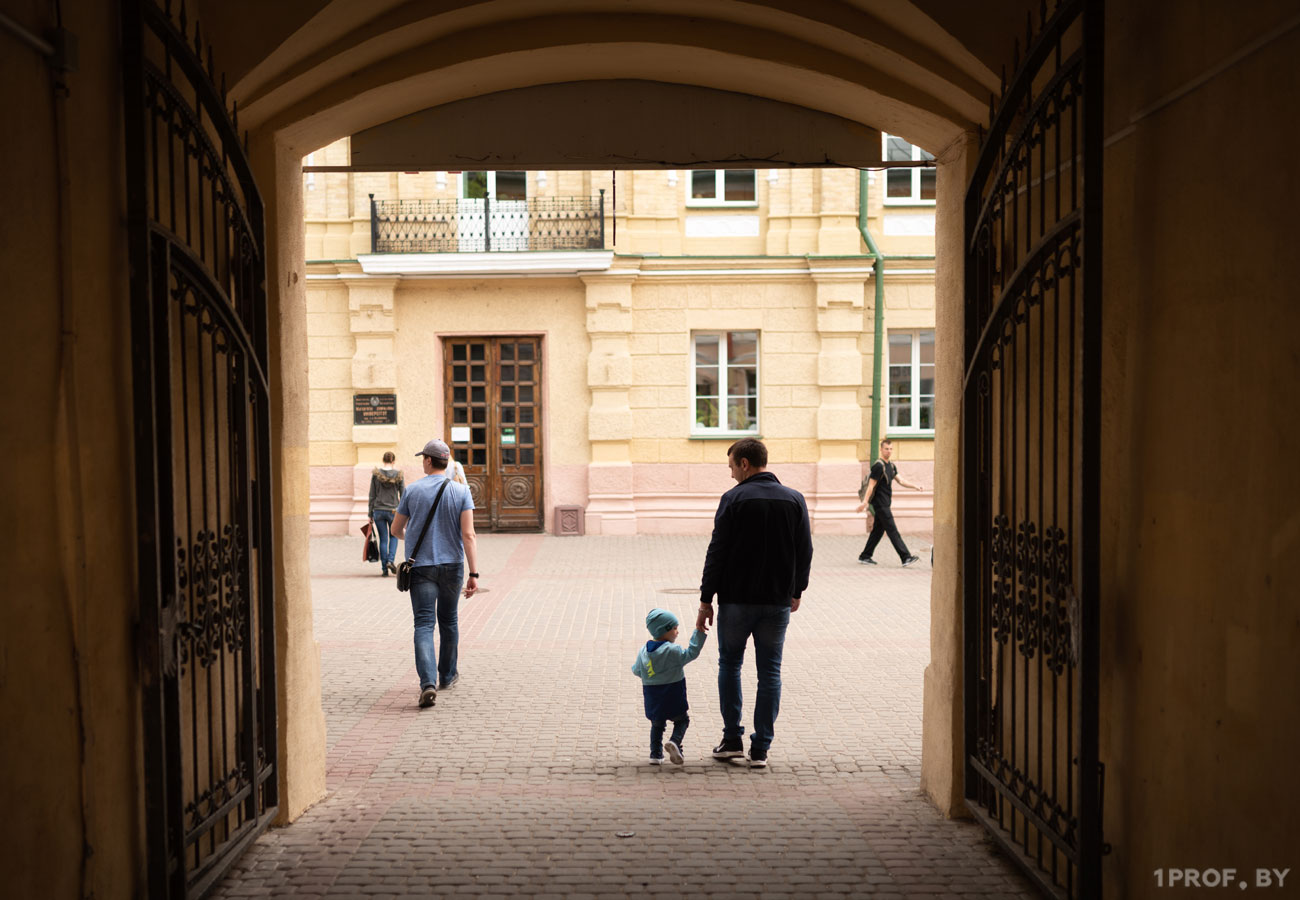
[407,479,451,564]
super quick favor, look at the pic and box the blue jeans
[717,604,790,753]
[650,714,689,758]
[372,509,396,568]
[409,563,462,690]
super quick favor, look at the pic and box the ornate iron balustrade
[370,193,606,253]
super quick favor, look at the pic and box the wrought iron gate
[962,1,1104,897]
[122,1,277,896]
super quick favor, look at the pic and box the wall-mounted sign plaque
[353,393,397,425]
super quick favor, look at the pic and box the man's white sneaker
[664,740,684,764]
[648,756,665,765]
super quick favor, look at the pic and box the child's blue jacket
[631,628,707,721]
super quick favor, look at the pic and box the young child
[631,608,707,765]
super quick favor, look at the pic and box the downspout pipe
[858,169,885,462]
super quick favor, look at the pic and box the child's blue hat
[645,608,679,638]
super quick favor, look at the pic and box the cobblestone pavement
[212,532,1037,899]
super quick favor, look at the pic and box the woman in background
[368,451,405,576]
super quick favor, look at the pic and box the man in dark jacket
[696,438,813,768]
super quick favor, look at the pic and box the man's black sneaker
[712,737,744,759]
[730,747,769,768]
[902,555,921,567]
[440,672,460,690]
[858,557,877,566]
[418,686,437,708]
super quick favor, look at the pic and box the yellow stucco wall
[1,1,143,894]
[1096,3,1300,896]
[302,145,938,534]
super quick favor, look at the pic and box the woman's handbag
[396,480,450,592]
[361,522,379,562]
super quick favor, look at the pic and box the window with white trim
[692,331,759,434]
[686,169,757,207]
[882,134,936,205]
[888,329,935,433]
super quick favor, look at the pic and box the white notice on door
[450,426,471,443]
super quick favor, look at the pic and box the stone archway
[226,0,1011,829]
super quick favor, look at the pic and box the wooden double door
[444,337,544,532]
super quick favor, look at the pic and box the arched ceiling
[196,0,1028,158]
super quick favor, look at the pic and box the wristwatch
[468,572,479,578]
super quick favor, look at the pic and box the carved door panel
[444,337,543,532]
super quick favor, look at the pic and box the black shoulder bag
[396,480,450,592]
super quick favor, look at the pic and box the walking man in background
[697,438,813,768]
[856,438,923,567]
[392,439,479,708]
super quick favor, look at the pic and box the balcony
[369,193,606,253]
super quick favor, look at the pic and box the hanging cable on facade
[14,2,97,895]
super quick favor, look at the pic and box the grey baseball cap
[415,439,450,461]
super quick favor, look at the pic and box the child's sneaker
[648,755,665,765]
[664,740,684,764]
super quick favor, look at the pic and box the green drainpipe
[858,169,885,460]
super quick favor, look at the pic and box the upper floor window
[687,169,757,207]
[462,170,527,200]
[693,331,759,435]
[888,329,935,433]
[882,134,936,205]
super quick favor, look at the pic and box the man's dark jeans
[861,506,912,562]
[409,563,462,690]
[717,603,790,753]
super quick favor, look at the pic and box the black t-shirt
[868,460,897,509]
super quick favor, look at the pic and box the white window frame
[886,328,935,435]
[685,169,758,208]
[881,134,936,206]
[690,331,761,437]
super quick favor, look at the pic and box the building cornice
[355,250,615,277]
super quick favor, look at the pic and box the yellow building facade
[303,139,939,535]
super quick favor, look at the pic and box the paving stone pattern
[212,533,1038,899]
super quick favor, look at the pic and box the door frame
[442,334,546,533]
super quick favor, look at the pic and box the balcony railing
[369,192,605,253]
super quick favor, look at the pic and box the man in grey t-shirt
[392,439,479,708]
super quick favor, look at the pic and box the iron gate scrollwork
[122,1,277,896]
[963,1,1104,897]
